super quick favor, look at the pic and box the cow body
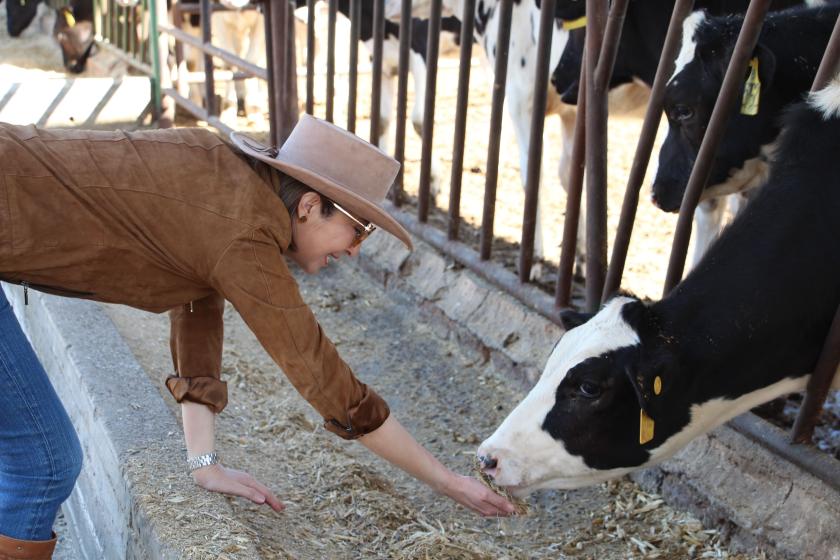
[654,4,839,265]
[477,81,840,493]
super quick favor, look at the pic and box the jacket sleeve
[208,229,390,440]
[165,292,228,413]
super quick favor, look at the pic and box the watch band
[186,451,220,473]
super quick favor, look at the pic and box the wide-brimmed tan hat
[230,114,413,250]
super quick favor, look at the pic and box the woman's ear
[296,192,321,221]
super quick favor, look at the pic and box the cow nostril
[479,455,498,470]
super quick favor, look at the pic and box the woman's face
[287,192,367,274]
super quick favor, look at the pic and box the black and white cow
[476,79,840,492]
[653,4,840,265]
[5,0,96,73]
[549,0,806,104]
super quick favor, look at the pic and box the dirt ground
[104,263,765,560]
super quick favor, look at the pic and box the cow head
[477,296,690,495]
[652,11,777,212]
[53,6,97,74]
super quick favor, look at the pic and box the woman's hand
[192,463,285,512]
[438,473,516,517]
[359,415,516,517]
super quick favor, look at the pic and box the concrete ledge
[3,284,260,558]
[358,231,840,560]
[0,76,151,129]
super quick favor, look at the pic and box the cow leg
[505,82,550,281]
[691,198,726,268]
[408,49,442,201]
[557,107,586,279]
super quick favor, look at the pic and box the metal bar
[664,0,771,294]
[385,202,566,326]
[159,24,269,80]
[98,40,154,76]
[812,14,840,91]
[593,0,629,92]
[306,0,316,114]
[448,0,476,239]
[128,2,136,59]
[518,0,558,282]
[584,0,608,312]
[479,0,514,260]
[200,0,217,117]
[370,0,386,145]
[555,61,586,309]
[392,0,413,206]
[163,87,235,136]
[603,0,696,300]
[792,304,840,443]
[263,0,277,145]
[150,0,172,127]
[141,0,150,65]
[268,0,298,145]
[731,413,840,493]
[347,0,361,132]
[326,0,338,122]
[417,0,442,222]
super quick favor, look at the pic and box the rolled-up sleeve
[166,292,228,413]
[209,228,390,439]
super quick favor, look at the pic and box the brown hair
[241,154,336,250]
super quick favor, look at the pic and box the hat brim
[230,131,413,251]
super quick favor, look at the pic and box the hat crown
[279,114,399,204]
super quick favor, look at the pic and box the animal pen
[91,0,839,494]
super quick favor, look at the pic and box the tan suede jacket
[0,122,388,439]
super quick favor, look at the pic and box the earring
[298,215,307,223]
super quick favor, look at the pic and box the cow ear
[752,42,776,89]
[560,309,595,331]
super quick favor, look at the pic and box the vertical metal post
[347,0,361,132]
[370,0,386,145]
[584,0,608,312]
[663,0,771,295]
[792,304,840,444]
[812,15,840,91]
[264,0,278,143]
[326,0,338,122]
[265,0,299,145]
[417,0,442,222]
[306,0,316,115]
[392,0,414,205]
[149,0,172,127]
[200,0,216,117]
[479,0,514,260]
[603,0,695,300]
[518,0,557,282]
[448,0,476,239]
[555,73,586,308]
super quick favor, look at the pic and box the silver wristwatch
[186,451,220,473]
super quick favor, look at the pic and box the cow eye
[670,104,694,122]
[578,381,601,399]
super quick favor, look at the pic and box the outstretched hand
[192,463,285,512]
[442,473,517,517]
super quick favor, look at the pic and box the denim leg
[0,289,83,540]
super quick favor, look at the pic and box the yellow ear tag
[653,376,662,396]
[64,10,76,26]
[639,409,655,444]
[562,16,587,31]
[741,57,760,116]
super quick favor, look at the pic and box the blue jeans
[0,289,82,540]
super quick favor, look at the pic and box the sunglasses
[331,201,376,248]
